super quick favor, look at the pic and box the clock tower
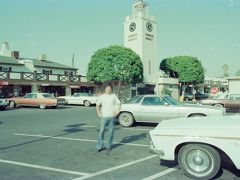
[124,0,157,83]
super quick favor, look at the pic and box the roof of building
[0,55,24,66]
[21,58,78,70]
[228,77,240,80]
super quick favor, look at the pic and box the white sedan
[149,115,240,179]
[60,93,98,107]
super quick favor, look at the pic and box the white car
[0,99,8,110]
[60,93,97,107]
[118,95,225,127]
[149,115,240,179]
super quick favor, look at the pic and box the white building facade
[124,0,157,83]
[0,41,94,97]
[124,0,179,99]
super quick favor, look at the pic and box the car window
[142,97,164,106]
[164,96,180,105]
[126,96,143,104]
[24,94,36,99]
[73,93,81,97]
[230,94,240,100]
[42,94,54,98]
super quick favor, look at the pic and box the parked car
[183,93,194,101]
[149,115,240,180]
[195,92,209,100]
[0,99,8,110]
[201,93,240,111]
[118,95,225,127]
[8,93,66,109]
[59,93,98,107]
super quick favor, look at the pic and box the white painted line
[122,128,151,131]
[83,125,151,131]
[14,133,149,147]
[0,159,90,176]
[142,167,178,180]
[73,155,158,180]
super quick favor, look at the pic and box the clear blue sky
[1,0,240,77]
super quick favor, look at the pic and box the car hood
[155,115,240,133]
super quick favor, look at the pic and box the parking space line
[0,159,90,176]
[72,155,158,180]
[142,167,178,180]
[82,125,151,131]
[122,128,151,131]
[14,133,149,147]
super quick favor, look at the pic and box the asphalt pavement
[0,106,239,180]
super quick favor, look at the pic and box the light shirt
[97,93,121,118]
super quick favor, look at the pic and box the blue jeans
[97,117,115,150]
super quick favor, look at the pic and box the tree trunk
[116,80,122,97]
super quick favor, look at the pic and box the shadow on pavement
[63,123,87,133]
[112,133,147,149]
[136,122,158,127]
[213,162,240,179]
[160,160,178,168]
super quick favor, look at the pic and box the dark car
[195,92,209,100]
[183,92,209,101]
[200,93,240,111]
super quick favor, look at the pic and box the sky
[0,0,240,77]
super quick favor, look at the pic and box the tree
[87,45,144,95]
[160,56,205,96]
[222,64,229,78]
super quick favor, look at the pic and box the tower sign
[124,0,157,83]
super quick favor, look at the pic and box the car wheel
[9,101,16,108]
[84,100,91,107]
[178,144,221,180]
[39,105,47,109]
[184,97,190,101]
[0,106,6,111]
[213,104,224,108]
[118,112,135,127]
[52,105,58,109]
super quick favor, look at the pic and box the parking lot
[0,106,239,180]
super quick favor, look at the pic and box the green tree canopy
[87,45,144,84]
[160,56,205,85]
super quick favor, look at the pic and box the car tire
[9,101,16,108]
[184,97,190,101]
[213,104,224,108]
[178,144,221,180]
[39,105,47,109]
[0,106,6,111]
[84,100,91,107]
[118,112,135,127]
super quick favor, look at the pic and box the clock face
[146,22,153,32]
[129,22,136,32]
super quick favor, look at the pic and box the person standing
[96,84,121,153]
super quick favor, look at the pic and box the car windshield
[126,96,143,104]
[164,96,180,105]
